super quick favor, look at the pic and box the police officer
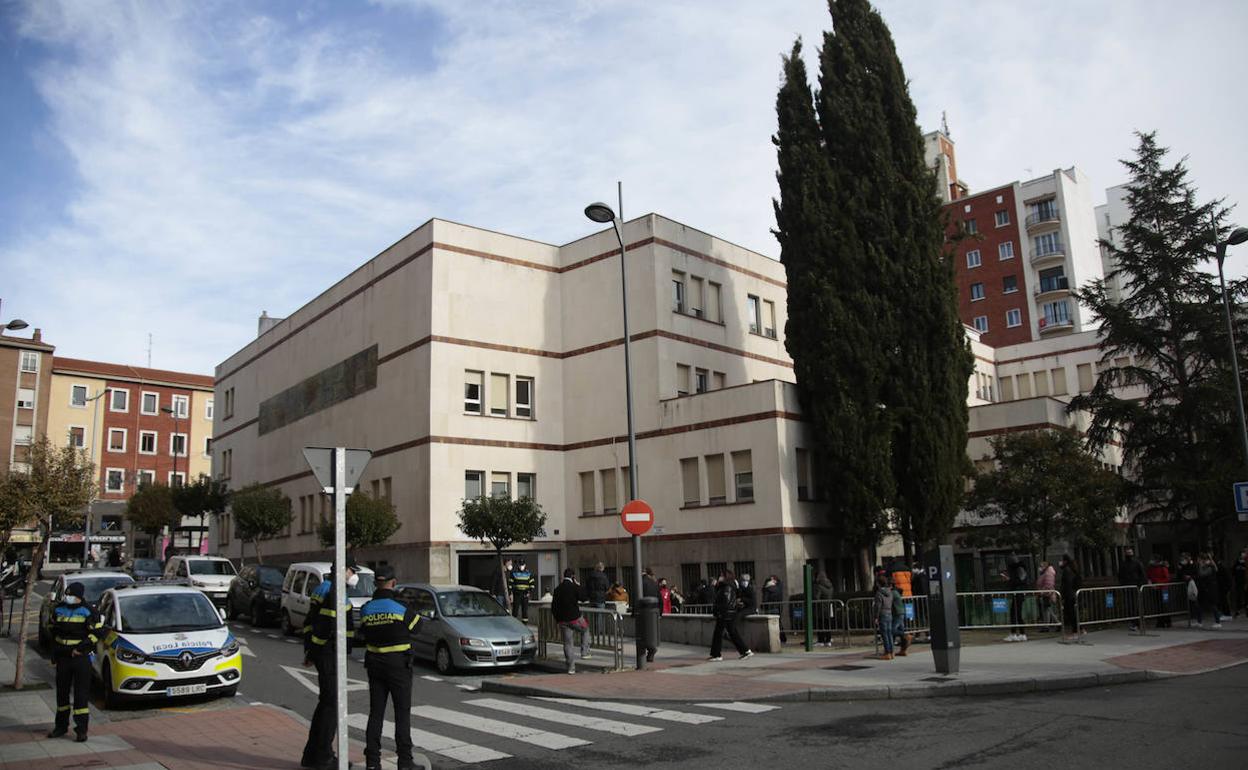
[509,558,534,622]
[358,565,421,770]
[300,562,358,770]
[48,581,101,742]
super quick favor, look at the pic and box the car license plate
[167,684,207,697]
[495,646,517,657]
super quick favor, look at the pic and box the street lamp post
[584,198,647,670]
[1,298,29,332]
[161,405,188,551]
[1212,222,1248,483]
[83,389,107,566]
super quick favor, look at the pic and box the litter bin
[636,596,660,654]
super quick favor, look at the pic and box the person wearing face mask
[301,561,359,770]
[359,565,421,770]
[48,582,101,742]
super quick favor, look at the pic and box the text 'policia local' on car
[94,583,241,706]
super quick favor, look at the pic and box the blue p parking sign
[992,598,1008,613]
[904,602,915,621]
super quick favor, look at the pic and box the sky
[2,0,1247,375]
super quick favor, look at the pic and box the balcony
[1037,316,1074,335]
[1025,208,1061,231]
[1029,243,1066,266]
[1033,276,1070,298]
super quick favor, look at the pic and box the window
[1034,370,1050,397]
[964,219,978,234]
[712,371,725,390]
[1002,275,1018,294]
[517,473,535,500]
[224,387,235,418]
[966,250,982,268]
[20,351,38,372]
[733,561,756,581]
[68,426,85,448]
[1033,232,1062,257]
[1017,374,1033,399]
[705,454,726,504]
[515,377,534,419]
[106,469,125,493]
[998,241,1015,260]
[1051,367,1068,396]
[580,471,596,515]
[139,430,157,455]
[489,373,509,416]
[1038,267,1068,293]
[205,399,214,420]
[1041,300,1071,327]
[1029,199,1058,222]
[970,282,985,301]
[747,295,762,334]
[620,465,632,501]
[707,282,722,322]
[973,315,988,333]
[13,425,32,446]
[695,368,708,394]
[141,391,159,415]
[382,477,392,501]
[490,472,509,498]
[109,388,129,412]
[999,376,1015,401]
[680,458,700,506]
[16,387,34,409]
[796,448,811,500]
[1006,309,1022,327]
[465,470,483,499]
[203,436,211,457]
[168,471,186,488]
[464,371,483,413]
[995,210,1010,227]
[71,385,87,407]
[170,433,187,457]
[107,428,126,453]
[171,394,189,418]
[732,451,753,501]
[137,469,156,487]
[689,276,704,317]
[220,448,232,480]
[763,300,777,338]
[676,364,690,397]
[600,468,617,512]
[672,271,686,313]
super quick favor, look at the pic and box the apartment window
[689,276,705,317]
[695,368,709,394]
[999,376,1015,401]
[464,470,483,500]
[732,450,753,502]
[601,468,618,512]
[705,454,726,504]
[1033,231,1062,257]
[169,471,186,488]
[580,471,596,515]
[70,385,87,407]
[139,430,157,455]
[1006,309,1022,328]
[137,469,156,487]
[796,448,811,500]
[203,436,211,457]
[371,479,381,498]
[970,282,985,301]
[16,387,34,409]
[464,370,483,414]
[994,210,1010,227]
[620,465,632,501]
[141,391,159,415]
[106,469,125,493]
[999,241,1015,260]
[205,399,214,420]
[966,250,982,268]
[1051,367,1068,396]
[964,219,978,234]
[107,428,126,453]
[517,473,535,500]
[763,300,777,338]
[680,458,700,505]
[515,377,534,419]
[489,472,509,498]
[110,388,129,413]
[676,364,691,397]
[489,373,509,416]
[20,351,38,372]
[1002,275,1018,294]
[68,426,85,448]
[220,449,232,480]
[171,394,189,418]
[747,295,762,334]
[1030,199,1058,222]
[1038,266,1068,293]
[707,282,723,322]
[672,271,686,313]
[224,387,235,418]
[170,433,187,457]
[1042,300,1071,327]
[13,425,33,446]
[382,477,392,501]
[712,371,725,390]
[1034,370,1050,397]
[1017,374,1033,399]
[973,315,988,333]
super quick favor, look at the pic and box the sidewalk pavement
[487,618,1248,703]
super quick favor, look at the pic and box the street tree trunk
[496,547,511,612]
[11,533,48,690]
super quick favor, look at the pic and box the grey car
[395,583,536,674]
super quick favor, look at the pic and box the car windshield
[348,573,375,598]
[437,591,508,617]
[132,559,161,573]
[79,576,135,603]
[119,593,223,633]
[256,566,285,589]
[188,560,236,576]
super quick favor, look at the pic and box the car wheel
[435,643,455,675]
[282,610,296,636]
[101,661,123,709]
[225,596,237,621]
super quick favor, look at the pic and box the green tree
[125,482,179,536]
[1070,132,1239,549]
[458,495,547,602]
[8,437,96,689]
[968,429,1124,562]
[173,474,229,551]
[0,472,31,557]
[317,492,401,550]
[229,483,291,564]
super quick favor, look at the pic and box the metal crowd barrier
[957,590,1061,631]
[534,604,625,670]
[1139,582,1190,627]
[1074,584,1141,630]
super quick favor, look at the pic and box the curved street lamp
[1211,223,1248,493]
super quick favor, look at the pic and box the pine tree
[1071,132,1240,548]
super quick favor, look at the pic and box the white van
[280,562,376,635]
[163,555,238,607]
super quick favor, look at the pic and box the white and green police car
[94,583,242,706]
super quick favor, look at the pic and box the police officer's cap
[65,581,85,598]
[374,564,396,582]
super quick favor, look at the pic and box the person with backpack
[1001,556,1029,642]
[707,571,752,661]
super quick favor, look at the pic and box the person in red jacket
[1146,555,1172,628]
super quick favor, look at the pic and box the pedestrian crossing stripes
[412,705,591,749]
[536,697,725,724]
[696,701,780,714]
[346,713,511,764]
[466,698,663,736]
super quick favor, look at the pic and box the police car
[93,583,241,706]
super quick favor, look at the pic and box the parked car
[225,564,287,626]
[395,583,536,674]
[126,557,164,582]
[94,583,240,707]
[38,570,135,649]
[280,562,376,635]
[163,555,237,606]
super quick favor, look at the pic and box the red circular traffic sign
[620,499,654,536]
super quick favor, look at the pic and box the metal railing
[1140,582,1190,625]
[535,604,625,671]
[1073,584,1142,629]
[957,589,1061,630]
[1029,244,1067,263]
[1025,209,1061,228]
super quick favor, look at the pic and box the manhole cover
[920,676,958,682]
[824,664,871,671]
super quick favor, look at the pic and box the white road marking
[240,645,256,658]
[284,638,300,644]
[536,697,723,725]
[467,698,661,736]
[346,713,510,764]
[457,683,480,691]
[280,665,370,694]
[421,675,443,682]
[411,705,590,750]
[694,701,780,714]
[267,633,281,639]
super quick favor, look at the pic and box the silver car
[395,584,536,675]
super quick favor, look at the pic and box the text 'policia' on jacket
[303,579,355,655]
[52,603,102,657]
[358,590,420,654]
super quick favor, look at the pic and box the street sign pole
[334,447,348,770]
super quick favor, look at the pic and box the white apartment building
[1095,183,1131,304]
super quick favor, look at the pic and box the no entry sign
[620,499,654,536]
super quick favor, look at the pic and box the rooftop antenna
[146,333,152,368]
[941,110,950,137]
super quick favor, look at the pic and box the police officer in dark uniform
[48,581,101,742]
[300,562,358,770]
[358,565,421,770]
[509,559,534,622]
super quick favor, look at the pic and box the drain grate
[824,664,871,671]
[920,676,958,682]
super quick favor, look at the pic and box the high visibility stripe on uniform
[407,616,420,630]
[310,635,329,646]
[366,643,411,653]
[54,638,86,646]
[319,607,337,617]
[72,708,89,716]
[57,705,70,712]
[57,615,87,623]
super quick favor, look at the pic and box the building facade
[1,329,55,474]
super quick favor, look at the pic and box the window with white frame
[67,426,85,448]
[676,364,690,397]
[680,457,700,505]
[13,425,33,446]
[70,385,88,408]
[973,315,989,333]
[672,271,686,313]
[110,388,129,412]
[1033,231,1062,257]
[695,368,708,394]
[732,450,753,501]
[171,394,189,418]
[170,433,187,457]
[601,468,617,512]
[490,472,510,498]
[966,249,982,268]
[168,471,186,488]
[1006,308,1022,328]
[464,370,483,413]
[141,391,159,415]
[747,295,762,334]
[139,430,157,455]
[106,469,125,493]
[689,276,704,317]
[763,300,777,338]
[705,454,726,504]
[137,469,156,487]
[203,436,211,457]
[964,218,978,234]
[970,282,985,301]
[998,241,1015,260]
[16,387,34,409]
[20,351,39,372]
[1002,275,1018,294]
[464,470,483,499]
[489,373,509,417]
[517,473,535,500]
[580,471,596,515]
[707,281,723,322]
[205,399,214,420]
[107,428,126,453]
[515,377,533,419]
[995,210,1010,227]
